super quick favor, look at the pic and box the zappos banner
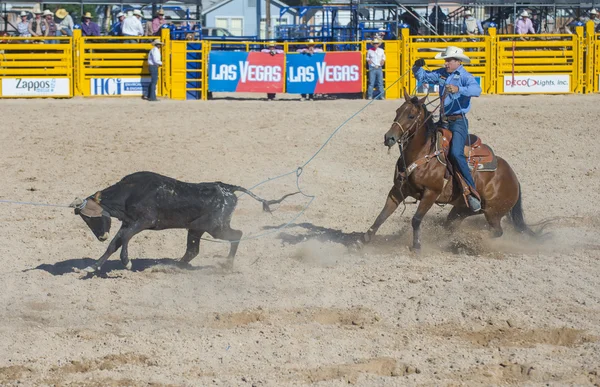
[286,52,362,94]
[209,52,284,93]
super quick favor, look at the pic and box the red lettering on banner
[236,52,284,93]
[314,52,362,94]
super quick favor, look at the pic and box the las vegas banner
[208,51,362,94]
[286,52,362,94]
[208,52,284,93]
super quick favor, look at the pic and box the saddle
[436,129,497,172]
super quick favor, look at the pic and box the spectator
[17,11,30,37]
[297,39,323,101]
[461,10,483,37]
[145,39,163,102]
[589,9,600,31]
[122,9,144,42]
[401,6,420,36]
[429,6,447,35]
[151,9,165,35]
[81,12,100,37]
[111,12,126,36]
[28,10,48,39]
[366,38,385,100]
[42,10,57,43]
[530,11,541,34]
[515,10,535,35]
[56,9,74,37]
[261,42,284,101]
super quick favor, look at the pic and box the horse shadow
[26,257,212,278]
[264,222,406,247]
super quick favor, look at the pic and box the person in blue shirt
[413,46,482,212]
[111,12,125,36]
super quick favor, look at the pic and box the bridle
[390,106,424,148]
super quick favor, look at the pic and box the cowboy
[145,39,164,101]
[413,46,482,212]
[367,38,386,100]
[296,39,323,101]
[81,12,100,37]
[461,10,483,36]
[151,9,165,35]
[56,9,74,37]
[42,10,57,43]
[17,11,30,37]
[588,9,600,31]
[515,10,535,35]
[260,42,284,101]
[122,9,144,42]
[28,10,48,38]
[111,12,126,36]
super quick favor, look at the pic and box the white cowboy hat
[132,9,142,17]
[590,9,598,15]
[434,46,471,64]
[464,10,472,16]
[20,11,28,17]
[307,38,315,45]
[521,10,530,17]
[152,39,164,45]
[157,9,165,15]
[267,41,276,46]
[372,38,381,44]
[116,12,125,18]
[42,10,53,16]
[55,9,68,19]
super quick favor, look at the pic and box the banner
[503,75,570,93]
[286,52,362,94]
[209,52,284,93]
[90,78,151,96]
[1,78,70,97]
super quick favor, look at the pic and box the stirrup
[467,195,481,212]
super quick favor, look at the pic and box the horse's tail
[231,186,299,213]
[508,183,538,237]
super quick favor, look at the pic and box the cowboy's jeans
[367,66,384,99]
[448,117,476,190]
[147,65,159,100]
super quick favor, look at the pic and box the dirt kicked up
[0,94,599,386]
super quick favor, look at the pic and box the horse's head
[384,88,428,148]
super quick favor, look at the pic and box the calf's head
[70,193,111,241]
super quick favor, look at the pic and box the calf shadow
[26,258,211,277]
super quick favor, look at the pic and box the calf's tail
[232,187,299,213]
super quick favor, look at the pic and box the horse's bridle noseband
[390,108,424,145]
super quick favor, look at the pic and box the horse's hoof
[83,265,97,273]
[124,261,132,270]
[409,246,421,254]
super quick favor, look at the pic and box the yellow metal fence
[0,24,599,99]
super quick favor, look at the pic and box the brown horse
[361,90,536,251]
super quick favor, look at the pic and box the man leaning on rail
[412,46,482,212]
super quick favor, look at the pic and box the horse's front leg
[362,184,405,244]
[411,189,438,252]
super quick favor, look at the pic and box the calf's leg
[180,229,205,264]
[210,225,243,270]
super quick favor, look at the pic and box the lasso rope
[0,68,413,246]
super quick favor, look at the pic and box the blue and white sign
[90,77,151,96]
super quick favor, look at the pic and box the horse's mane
[409,96,437,151]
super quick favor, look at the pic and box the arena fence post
[487,27,497,94]
[575,25,585,94]
[160,27,171,97]
[73,29,83,96]
[584,21,596,94]
[400,28,410,93]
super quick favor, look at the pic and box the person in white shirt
[366,38,386,100]
[145,39,163,101]
[122,9,144,42]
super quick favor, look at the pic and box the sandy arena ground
[0,94,599,386]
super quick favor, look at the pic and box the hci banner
[209,52,284,93]
[286,52,362,94]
